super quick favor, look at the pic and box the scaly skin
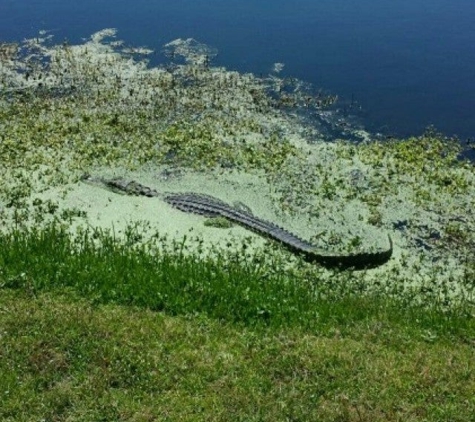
[81,174,393,269]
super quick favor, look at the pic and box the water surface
[1,0,474,139]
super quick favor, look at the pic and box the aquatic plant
[0,29,474,308]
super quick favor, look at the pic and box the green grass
[1,290,474,421]
[1,223,475,421]
[0,222,473,335]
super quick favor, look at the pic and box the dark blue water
[1,0,475,140]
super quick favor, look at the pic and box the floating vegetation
[1,29,331,175]
[163,37,218,66]
[0,29,474,310]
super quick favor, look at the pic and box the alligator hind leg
[232,201,254,215]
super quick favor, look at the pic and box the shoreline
[0,29,474,304]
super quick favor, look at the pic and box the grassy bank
[0,222,473,334]
[0,224,474,421]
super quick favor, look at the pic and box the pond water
[1,0,474,141]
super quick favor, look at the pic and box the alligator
[81,174,393,270]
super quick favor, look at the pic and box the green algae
[0,29,474,308]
